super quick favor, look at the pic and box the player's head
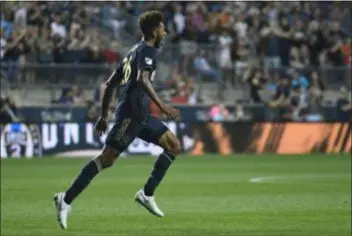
[138,10,166,48]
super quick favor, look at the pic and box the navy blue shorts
[105,115,168,152]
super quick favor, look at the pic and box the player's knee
[167,139,182,156]
[96,147,119,169]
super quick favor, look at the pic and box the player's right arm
[101,66,122,119]
[95,65,123,136]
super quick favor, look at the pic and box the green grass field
[1,154,351,236]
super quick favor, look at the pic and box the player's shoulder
[138,41,157,58]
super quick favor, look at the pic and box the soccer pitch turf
[1,154,351,236]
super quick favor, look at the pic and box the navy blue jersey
[115,41,157,121]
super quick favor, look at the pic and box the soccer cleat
[135,189,164,217]
[53,192,72,229]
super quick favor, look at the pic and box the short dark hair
[138,10,163,40]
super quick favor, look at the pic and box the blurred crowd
[140,1,351,121]
[0,1,122,66]
[0,1,351,123]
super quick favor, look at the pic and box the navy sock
[144,152,175,196]
[64,159,101,204]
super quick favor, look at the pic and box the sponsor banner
[0,122,350,157]
[41,122,178,156]
[19,107,88,123]
[185,122,351,155]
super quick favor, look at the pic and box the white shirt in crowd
[51,22,67,39]
[1,38,7,60]
[14,7,27,27]
[218,35,233,68]
[174,12,185,34]
[199,58,211,71]
[235,21,248,39]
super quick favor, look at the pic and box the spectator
[341,38,351,66]
[99,2,125,39]
[52,33,66,63]
[260,22,281,69]
[171,82,188,105]
[179,19,197,73]
[51,14,67,39]
[37,27,54,63]
[2,29,27,80]
[103,41,122,65]
[243,67,267,103]
[1,10,14,39]
[26,2,42,31]
[57,87,74,105]
[66,27,90,62]
[233,100,251,121]
[299,45,311,67]
[196,22,211,44]
[283,83,304,121]
[83,31,104,64]
[336,86,351,122]
[209,103,230,122]
[187,79,201,105]
[4,95,19,117]
[218,29,233,85]
[234,13,248,40]
[1,28,7,61]
[307,20,326,67]
[216,6,234,30]
[194,50,222,85]
[14,2,28,29]
[291,69,309,90]
[0,96,19,123]
[233,37,249,81]
[271,18,292,67]
[269,75,291,120]
[56,85,85,106]
[291,19,305,49]
[325,22,344,67]
[303,71,324,122]
[173,4,185,36]
[188,2,207,33]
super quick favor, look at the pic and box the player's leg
[135,116,181,217]
[143,129,181,197]
[53,146,120,229]
[63,146,120,205]
[54,118,137,229]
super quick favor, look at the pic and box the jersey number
[121,56,132,85]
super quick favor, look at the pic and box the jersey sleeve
[137,47,157,71]
[105,62,123,86]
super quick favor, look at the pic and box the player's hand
[94,116,108,136]
[160,104,180,120]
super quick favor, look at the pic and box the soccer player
[53,10,181,229]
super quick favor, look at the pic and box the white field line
[249,176,284,183]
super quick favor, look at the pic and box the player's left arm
[136,48,164,109]
[101,65,123,119]
[137,48,179,119]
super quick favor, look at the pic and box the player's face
[154,22,166,48]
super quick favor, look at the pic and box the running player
[53,10,181,229]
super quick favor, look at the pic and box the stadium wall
[0,122,350,158]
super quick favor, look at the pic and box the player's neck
[142,38,155,48]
